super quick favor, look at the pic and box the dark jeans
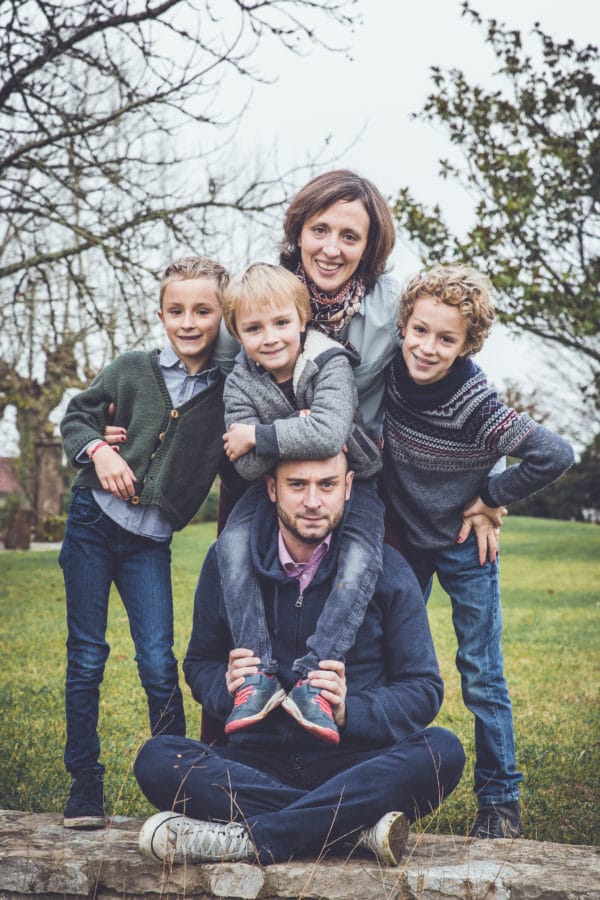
[134,728,465,864]
[59,489,186,775]
[407,534,522,806]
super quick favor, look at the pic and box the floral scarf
[296,264,365,356]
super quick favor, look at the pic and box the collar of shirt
[159,344,219,406]
[278,530,332,593]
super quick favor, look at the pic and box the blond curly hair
[399,264,495,355]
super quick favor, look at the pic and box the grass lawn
[0,516,598,845]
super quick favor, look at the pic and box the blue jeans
[406,535,523,806]
[216,480,384,677]
[59,489,185,775]
[135,728,465,864]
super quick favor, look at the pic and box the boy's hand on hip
[457,497,507,566]
[92,445,137,500]
[462,496,507,528]
[458,513,501,566]
[308,660,347,728]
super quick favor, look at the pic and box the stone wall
[1,811,598,899]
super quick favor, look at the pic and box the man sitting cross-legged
[134,452,465,867]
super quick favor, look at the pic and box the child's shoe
[281,678,340,745]
[63,771,106,829]
[224,672,286,734]
[469,800,522,838]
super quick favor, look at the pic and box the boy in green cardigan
[59,256,229,829]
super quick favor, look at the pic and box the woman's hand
[223,423,256,461]
[103,402,127,446]
[457,496,508,566]
[308,660,347,728]
[226,648,260,696]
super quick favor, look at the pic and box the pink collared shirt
[278,531,332,594]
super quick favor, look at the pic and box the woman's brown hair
[279,170,396,292]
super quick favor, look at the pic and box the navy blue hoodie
[183,494,444,753]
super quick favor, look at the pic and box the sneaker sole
[64,815,106,829]
[224,686,286,735]
[281,695,340,745]
[379,812,409,865]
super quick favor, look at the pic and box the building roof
[0,458,23,496]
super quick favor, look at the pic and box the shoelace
[170,819,249,859]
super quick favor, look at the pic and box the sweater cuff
[479,479,497,507]
[255,424,280,458]
[342,696,385,744]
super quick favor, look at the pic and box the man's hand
[91,444,137,500]
[226,648,260,696]
[308,660,347,728]
[103,401,127,446]
[457,496,508,566]
[223,423,256,462]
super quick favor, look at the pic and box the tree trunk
[5,508,34,550]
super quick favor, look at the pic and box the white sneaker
[356,811,409,866]
[139,811,253,864]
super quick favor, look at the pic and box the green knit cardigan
[61,350,225,530]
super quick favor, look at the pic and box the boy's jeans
[59,489,186,775]
[216,480,384,677]
[407,534,523,807]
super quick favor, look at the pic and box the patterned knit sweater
[382,351,574,552]
[61,350,226,531]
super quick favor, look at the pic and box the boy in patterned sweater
[382,264,574,840]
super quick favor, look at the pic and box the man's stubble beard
[275,499,344,546]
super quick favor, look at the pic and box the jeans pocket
[68,489,104,527]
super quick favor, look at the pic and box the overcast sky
[223,0,598,398]
[2,1,597,454]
